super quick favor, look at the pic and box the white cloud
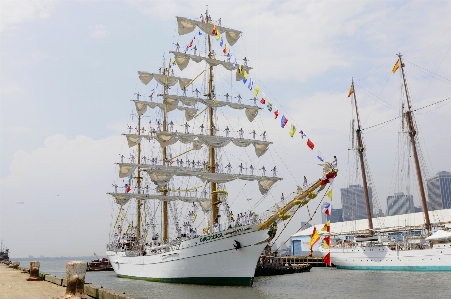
[0,0,57,32]
[127,1,451,82]
[90,24,110,39]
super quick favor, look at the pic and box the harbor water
[14,258,451,299]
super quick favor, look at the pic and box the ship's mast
[136,115,142,246]
[351,79,374,234]
[207,12,219,228]
[397,53,431,231]
[162,63,170,242]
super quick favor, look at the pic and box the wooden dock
[279,256,332,267]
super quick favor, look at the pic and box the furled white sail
[170,52,251,77]
[176,17,241,46]
[132,100,198,120]
[138,71,192,88]
[109,193,213,206]
[123,132,271,156]
[162,95,261,122]
[144,168,282,195]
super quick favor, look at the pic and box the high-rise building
[340,185,373,221]
[386,192,414,216]
[321,203,343,223]
[427,171,451,211]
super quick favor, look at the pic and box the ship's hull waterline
[107,225,270,286]
[319,243,451,271]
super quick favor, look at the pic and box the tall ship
[106,11,336,285]
[0,241,9,262]
[319,54,451,271]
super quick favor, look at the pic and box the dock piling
[27,260,42,281]
[58,261,87,299]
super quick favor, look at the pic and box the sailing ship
[319,54,451,271]
[0,241,9,262]
[106,11,337,286]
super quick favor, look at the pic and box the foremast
[351,79,374,234]
[136,115,143,245]
[397,53,431,231]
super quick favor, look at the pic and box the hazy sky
[1,0,450,257]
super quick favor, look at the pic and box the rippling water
[15,258,451,299]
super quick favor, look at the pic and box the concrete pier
[0,264,62,299]
[1,263,146,299]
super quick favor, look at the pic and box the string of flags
[178,21,330,164]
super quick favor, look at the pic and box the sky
[1,0,450,257]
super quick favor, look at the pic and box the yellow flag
[289,124,296,137]
[321,220,331,231]
[327,189,333,200]
[392,59,400,73]
[194,214,197,221]
[244,71,249,79]
[215,29,221,41]
[254,85,260,97]
[347,85,354,97]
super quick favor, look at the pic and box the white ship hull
[319,242,451,271]
[106,225,269,286]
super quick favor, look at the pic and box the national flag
[260,92,266,104]
[327,189,333,200]
[347,85,354,97]
[220,36,224,47]
[274,110,279,119]
[289,124,296,137]
[267,100,273,112]
[299,130,306,139]
[321,220,331,233]
[392,59,400,73]
[212,25,217,35]
[323,235,330,249]
[254,85,260,97]
[322,203,331,216]
[125,184,131,193]
[307,139,314,150]
[309,227,320,257]
[324,252,332,267]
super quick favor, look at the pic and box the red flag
[323,252,331,266]
[307,139,314,150]
[126,185,131,193]
[274,110,279,119]
[260,98,265,104]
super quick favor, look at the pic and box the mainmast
[351,79,374,234]
[162,62,170,243]
[207,12,219,228]
[397,53,431,231]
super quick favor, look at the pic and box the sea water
[15,258,451,299]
